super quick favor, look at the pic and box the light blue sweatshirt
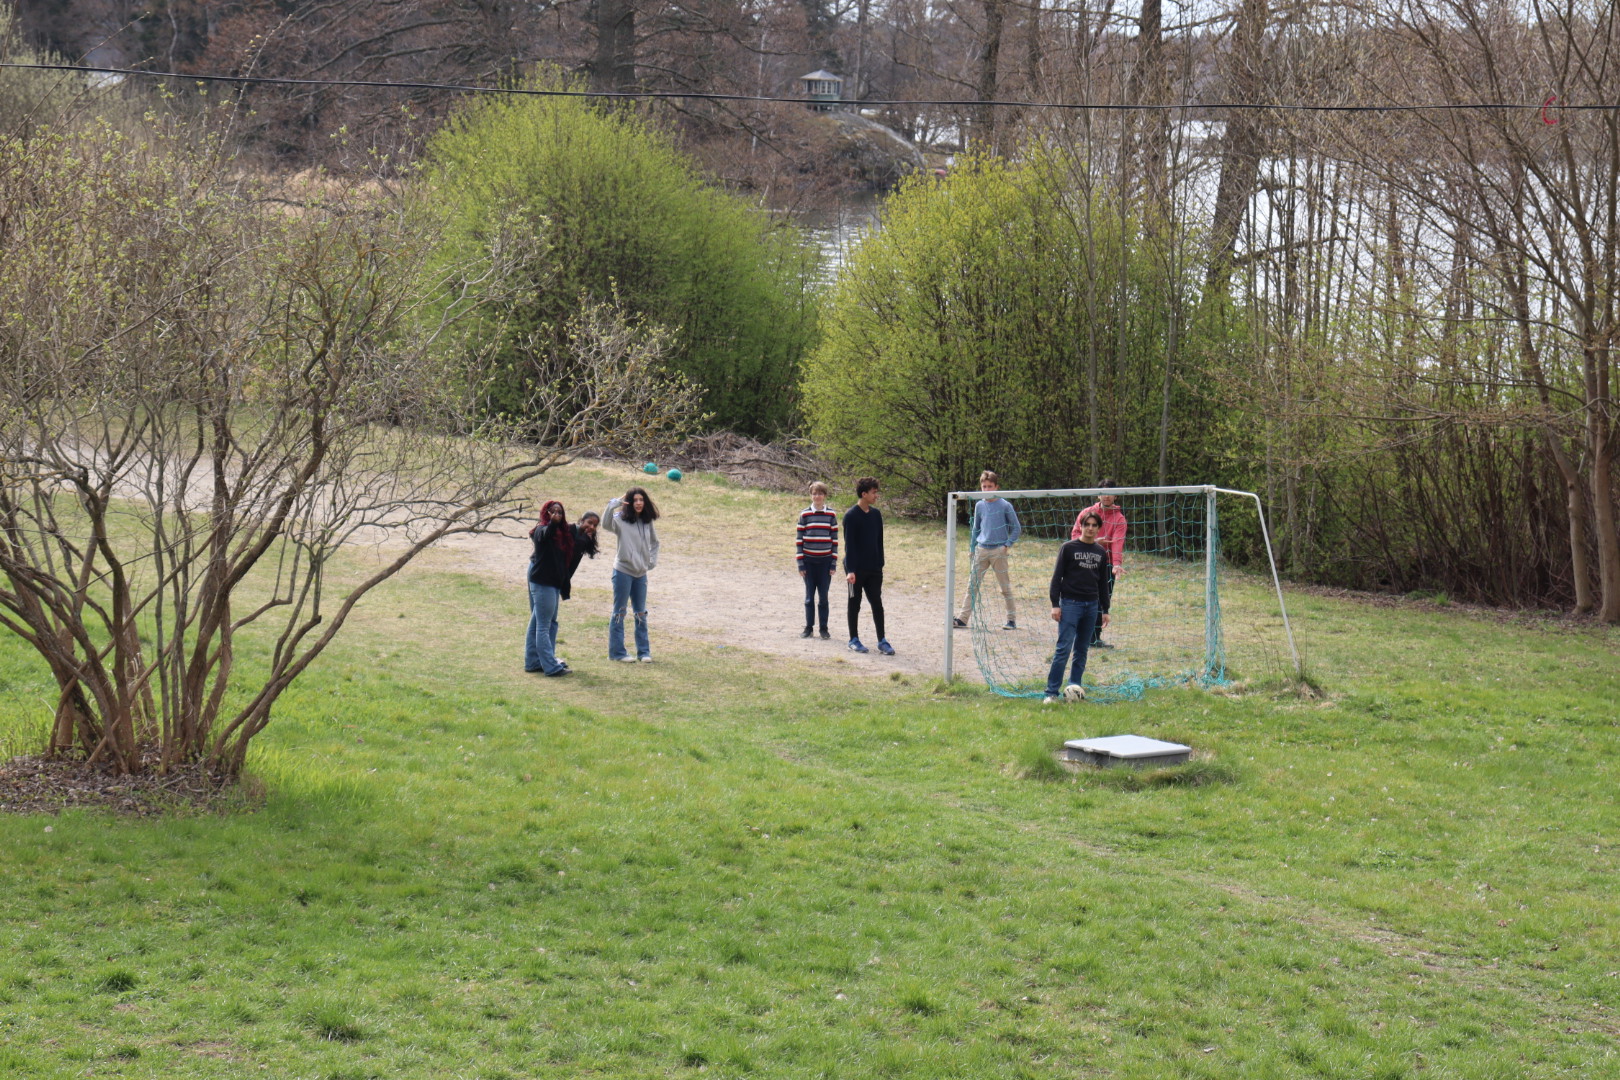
[972,498,1022,550]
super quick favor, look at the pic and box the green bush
[423,71,819,436]
[803,153,1235,507]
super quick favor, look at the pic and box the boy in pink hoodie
[1070,479,1126,648]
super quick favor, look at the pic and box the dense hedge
[424,74,819,437]
[803,154,1236,510]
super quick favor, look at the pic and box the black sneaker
[1003,619,1017,630]
[800,627,813,638]
[952,617,968,628]
[1091,639,1114,649]
[819,629,831,640]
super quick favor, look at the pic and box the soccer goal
[944,485,1299,701]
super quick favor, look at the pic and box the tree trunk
[1128,0,1169,218]
[854,0,870,99]
[592,0,636,94]
[1587,341,1620,621]
[976,0,1005,152]
[1205,0,1268,298]
[1504,245,1595,613]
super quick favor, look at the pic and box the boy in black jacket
[843,477,893,655]
[1043,511,1113,703]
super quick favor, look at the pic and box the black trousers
[847,570,885,641]
[802,557,833,631]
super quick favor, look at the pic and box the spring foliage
[424,73,820,436]
[0,106,698,777]
[803,154,1231,507]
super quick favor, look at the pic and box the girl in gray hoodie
[603,487,661,661]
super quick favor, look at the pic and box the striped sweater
[795,505,839,569]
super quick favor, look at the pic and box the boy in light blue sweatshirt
[953,470,1022,630]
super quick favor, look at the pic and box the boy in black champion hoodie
[1043,510,1113,702]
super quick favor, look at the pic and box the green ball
[666,468,683,482]
[642,462,658,474]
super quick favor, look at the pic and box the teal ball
[642,462,658,474]
[666,468,683,482]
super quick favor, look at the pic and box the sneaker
[952,617,967,628]
[876,639,895,656]
[1003,619,1017,630]
[1091,639,1114,649]
[615,656,639,663]
[544,667,571,677]
[800,627,813,638]
[819,629,831,640]
[1042,694,1059,705]
[637,655,654,663]
[847,638,869,654]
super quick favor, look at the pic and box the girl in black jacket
[524,501,598,676]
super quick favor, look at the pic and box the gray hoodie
[603,497,660,577]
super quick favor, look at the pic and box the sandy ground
[434,523,976,682]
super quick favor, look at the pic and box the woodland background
[8,0,1620,620]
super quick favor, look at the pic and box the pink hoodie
[1071,501,1127,572]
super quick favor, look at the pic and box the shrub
[424,71,820,436]
[803,152,1233,507]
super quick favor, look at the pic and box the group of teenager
[524,472,1128,702]
[941,472,1127,702]
[524,487,662,677]
[795,470,1128,701]
[794,477,893,655]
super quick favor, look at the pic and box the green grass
[0,464,1617,1077]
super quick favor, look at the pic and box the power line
[0,60,1608,114]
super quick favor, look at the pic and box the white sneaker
[1042,694,1059,705]
[637,656,654,663]
[616,656,639,663]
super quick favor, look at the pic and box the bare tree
[1346,0,1620,619]
[0,110,700,777]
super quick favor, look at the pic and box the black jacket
[528,523,580,599]
[842,503,884,575]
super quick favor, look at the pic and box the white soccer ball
[1063,683,1086,702]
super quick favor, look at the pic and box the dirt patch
[432,521,978,681]
[0,751,260,817]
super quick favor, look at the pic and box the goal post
[943,484,1299,699]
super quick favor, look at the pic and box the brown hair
[979,470,1000,485]
[809,481,829,496]
[1078,511,1103,529]
[855,477,880,497]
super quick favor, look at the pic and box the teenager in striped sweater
[795,481,839,639]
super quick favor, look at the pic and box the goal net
[944,485,1296,702]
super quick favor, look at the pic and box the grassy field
[1,464,1617,1079]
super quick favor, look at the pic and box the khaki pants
[958,545,1015,622]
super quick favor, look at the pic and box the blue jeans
[608,569,650,660]
[802,557,833,631]
[1046,598,1099,696]
[525,582,563,674]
